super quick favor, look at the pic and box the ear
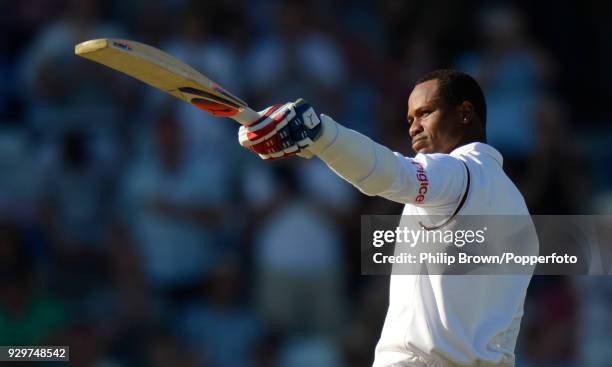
[458,101,474,125]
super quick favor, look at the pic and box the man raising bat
[238,69,536,367]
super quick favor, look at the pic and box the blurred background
[1,0,612,366]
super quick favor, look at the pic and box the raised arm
[307,113,467,206]
[237,100,467,208]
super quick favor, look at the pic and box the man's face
[407,79,463,154]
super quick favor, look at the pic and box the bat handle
[232,107,261,126]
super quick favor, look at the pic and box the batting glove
[238,99,322,159]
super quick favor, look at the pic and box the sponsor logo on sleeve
[411,161,429,203]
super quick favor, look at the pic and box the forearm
[307,115,399,196]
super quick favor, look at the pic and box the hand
[238,99,322,159]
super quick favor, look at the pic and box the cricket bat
[74,38,260,125]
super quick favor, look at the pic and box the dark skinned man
[237,69,536,367]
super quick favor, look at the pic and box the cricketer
[238,69,537,367]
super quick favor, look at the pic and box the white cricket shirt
[310,116,537,367]
[372,143,535,367]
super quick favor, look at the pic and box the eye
[407,117,414,125]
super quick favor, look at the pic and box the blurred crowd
[1,0,612,366]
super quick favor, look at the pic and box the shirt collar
[450,142,503,166]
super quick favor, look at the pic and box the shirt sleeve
[379,153,467,207]
[307,114,467,207]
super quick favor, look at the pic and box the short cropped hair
[416,69,487,127]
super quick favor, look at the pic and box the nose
[409,118,423,139]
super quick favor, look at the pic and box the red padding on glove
[249,133,281,154]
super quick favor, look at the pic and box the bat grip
[232,107,261,125]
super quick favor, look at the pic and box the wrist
[306,114,340,156]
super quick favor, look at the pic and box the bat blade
[74,38,258,124]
